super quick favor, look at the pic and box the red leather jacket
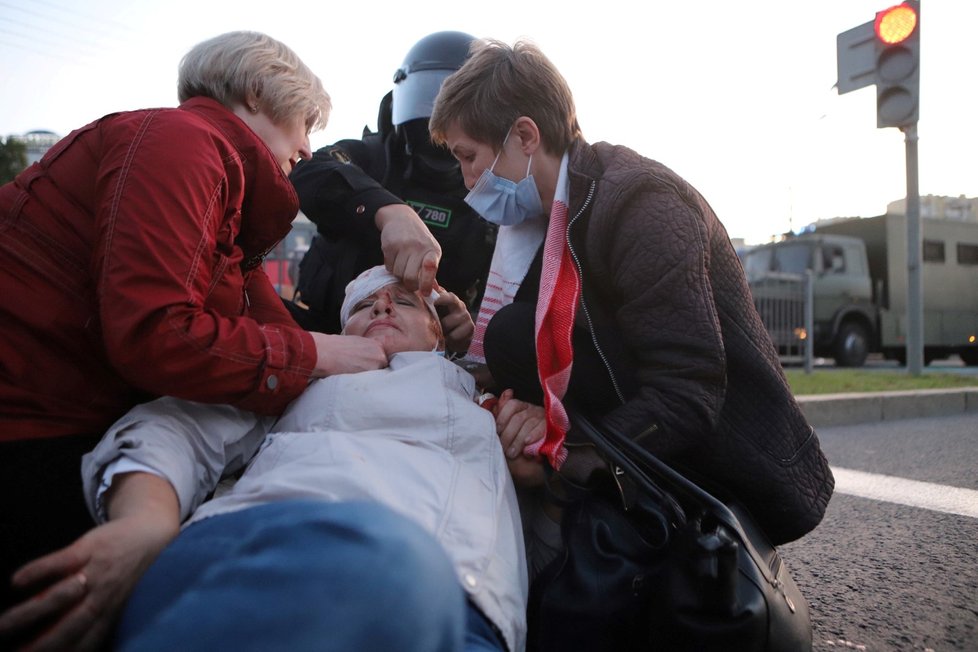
[0,97,317,441]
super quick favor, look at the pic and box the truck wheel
[961,349,978,366]
[834,322,869,367]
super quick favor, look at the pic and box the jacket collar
[567,139,600,209]
[179,97,300,269]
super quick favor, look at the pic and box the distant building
[730,237,755,259]
[802,195,978,233]
[888,195,978,222]
[12,130,61,166]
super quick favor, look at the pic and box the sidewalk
[795,387,978,428]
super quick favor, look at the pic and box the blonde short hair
[178,31,330,132]
[429,39,581,153]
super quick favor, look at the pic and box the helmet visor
[392,69,453,125]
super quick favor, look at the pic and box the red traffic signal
[873,1,920,128]
[874,3,918,45]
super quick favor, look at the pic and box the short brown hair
[178,31,330,133]
[429,39,581,154]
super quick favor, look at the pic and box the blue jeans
[116,500,505,652]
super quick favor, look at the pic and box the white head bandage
[339,265,440,330]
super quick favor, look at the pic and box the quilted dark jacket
[564,140,833,544]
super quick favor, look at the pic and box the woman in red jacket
[0,31,399,608]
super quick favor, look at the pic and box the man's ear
[513,116,541,156]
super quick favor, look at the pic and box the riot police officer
[288,31,494,348]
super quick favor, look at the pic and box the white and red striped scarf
[525,154,575,469]
[464,215,546,364]
[465,154,577,469]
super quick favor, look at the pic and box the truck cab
[743,234,876,366]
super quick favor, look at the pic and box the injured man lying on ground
[17,266,532,652]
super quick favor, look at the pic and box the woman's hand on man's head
[375,204,442,295]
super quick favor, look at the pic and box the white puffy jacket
[83,351,528,651]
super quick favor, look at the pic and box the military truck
[741,214,978,367]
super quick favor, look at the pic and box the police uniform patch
[407,200,452,229]
[327,146,352,164]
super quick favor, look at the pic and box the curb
[795,387,978,428]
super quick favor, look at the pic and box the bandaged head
[339,265,440,332]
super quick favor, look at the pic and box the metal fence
[748,270,815,373]
[262,240,299,300]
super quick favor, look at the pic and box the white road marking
[831,466,978,519]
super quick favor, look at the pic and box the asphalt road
[779,412,978,650]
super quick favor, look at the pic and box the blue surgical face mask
[464,131,543,227]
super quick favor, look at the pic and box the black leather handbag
[526,413,812,652]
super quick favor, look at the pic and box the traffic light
[874,1,920,128]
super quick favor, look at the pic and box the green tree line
[0,137,29,184]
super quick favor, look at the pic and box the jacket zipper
[566,180,626,406]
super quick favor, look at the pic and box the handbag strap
[569,411,786,590]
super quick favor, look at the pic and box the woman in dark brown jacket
[429,38,834,547]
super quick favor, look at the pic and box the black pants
[0,434,101,611]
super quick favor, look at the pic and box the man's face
[343,283,442,356]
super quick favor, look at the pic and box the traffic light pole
[903,123,923,375]
[838,1,922,375]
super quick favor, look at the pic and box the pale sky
[1,0,974,244]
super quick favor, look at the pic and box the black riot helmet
[391,31,475,190]
[392,31,475,127]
